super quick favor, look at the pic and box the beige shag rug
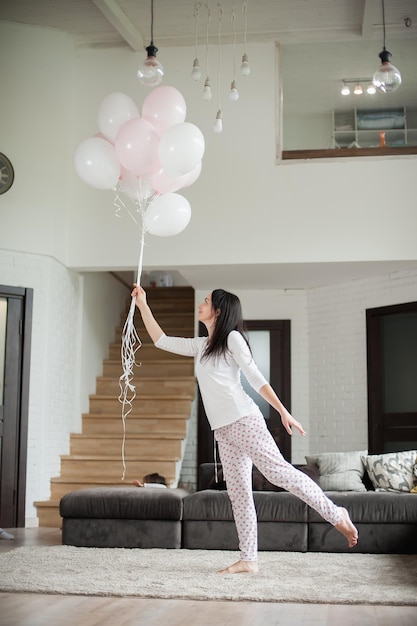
[0,546,416,605]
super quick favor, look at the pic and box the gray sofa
[60,457,417,554]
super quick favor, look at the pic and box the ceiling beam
[92,0,144,51]
[361,0,374,39]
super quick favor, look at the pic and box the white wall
[0,23,74,265]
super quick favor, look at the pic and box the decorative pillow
[361,450,417,492]
[305,450,367,492]
[411,457,417,493]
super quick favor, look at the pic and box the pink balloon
[115,118,159,176]
[142,86,186,136]
[150,161,202,194]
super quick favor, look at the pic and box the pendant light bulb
[191,58,202,81]
[373,49,402,93]
[137,44,164,87]
[240,53,250,76]
[230,80,240,101]
[213,110,223,133]
[341,82,350,96]
[353,83,363,95]
[203,77,212,100]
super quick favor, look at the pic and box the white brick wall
[0,251,128,525]
[0,250,82,524]
[307,267,417,455]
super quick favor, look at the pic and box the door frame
[366,300,417,454]
[197,319,291,471]
[0,285,33,527]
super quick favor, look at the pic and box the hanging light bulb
[230,80,239,101]
[353,83,363,95]
[191,58,202,81]
[213,110,223,133]
[137,44,164,86]
[373,50,402,93]
[203,77,212,100]
[137,0,164,87]
[240,53,250,76]
[341,82,350,96]
[372,0,402,93]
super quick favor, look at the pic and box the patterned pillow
[361,450,417,492]
[305,450,367,492]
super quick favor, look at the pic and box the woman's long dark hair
[202,289,251,359]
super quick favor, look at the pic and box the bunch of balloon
[74,86,205,237]
[74,87,205,478]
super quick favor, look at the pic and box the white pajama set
[155,331,342,561]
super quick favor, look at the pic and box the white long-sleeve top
[155,330,268,430]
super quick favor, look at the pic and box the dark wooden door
[366,301,417,453]
[0,285,32,527]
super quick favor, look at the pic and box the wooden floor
[0,529,416,626]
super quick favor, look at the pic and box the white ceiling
[2,1,417,289]
[1,0,416,49]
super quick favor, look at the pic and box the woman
[132,285,358,574]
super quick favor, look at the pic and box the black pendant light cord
[146,0,158,57]
[150,0,154,45]
[381,0,386,51]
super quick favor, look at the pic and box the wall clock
[0,153,15,194]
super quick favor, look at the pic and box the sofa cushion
[308,491,417,523]
[305,450,367,492]
[198,462,320,492]
[183,490,308,522]
[361,450,417,492]
[60,487,188,520]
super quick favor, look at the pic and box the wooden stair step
[60,457,178,479]
[95,376,195,396]
[49,479,176,499]
[82,415,187,436]
[69,433,182,457]
[89,396,193,416]
[120,312,194,328]
[108,344,194,360]
[102,359,194,377]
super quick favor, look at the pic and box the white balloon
[97,92,139,142]
[145,193,191,237]
[74,137,121,190]
[158,123,205,177]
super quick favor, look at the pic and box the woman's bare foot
[335,507,358,547]
[132,480,143,488]
[217,560,259,574]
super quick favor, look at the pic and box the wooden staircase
[34,286,195,527]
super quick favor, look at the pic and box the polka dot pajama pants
[214,412,342,562]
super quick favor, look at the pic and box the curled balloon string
[113,189,141,227]
[117,196,148,480]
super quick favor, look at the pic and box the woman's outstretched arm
[131,284,164,343]
[258,384,306,437]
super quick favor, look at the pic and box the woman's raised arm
[131,284,164,344]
